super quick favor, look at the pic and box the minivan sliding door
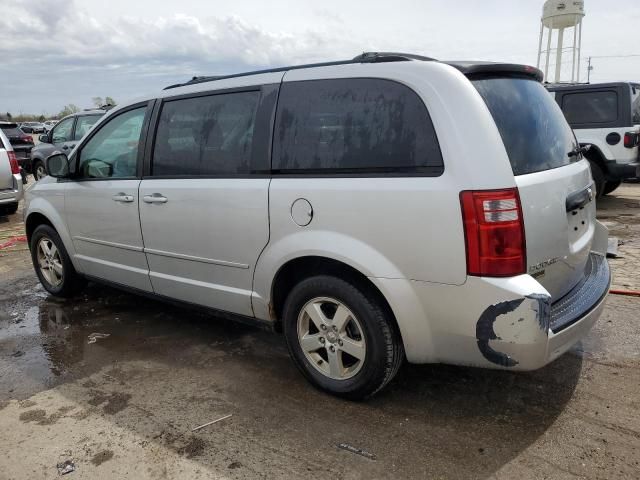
[139,81,279,316]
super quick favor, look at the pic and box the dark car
[0,122,34,171]
[31,110,104,180]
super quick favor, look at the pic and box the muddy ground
[0,184,639,479]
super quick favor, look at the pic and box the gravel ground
[0,184,639,479]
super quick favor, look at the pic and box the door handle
[112,193,134,203]
[143,193,168,204]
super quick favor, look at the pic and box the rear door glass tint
[152,91,260,176]
[473,77,577,176]
[273,78,443,174]
[562,91,618,124]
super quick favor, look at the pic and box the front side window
[152,91,260,176]
[52,117,74,143]
[562,91,618,124]
[74,115,101,140]
[273,78,443,174]
[77,107,146,179]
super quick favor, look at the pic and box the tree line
[1,96,117,122]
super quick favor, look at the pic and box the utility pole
[587,56,592,83]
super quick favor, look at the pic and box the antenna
[537,1,585,83]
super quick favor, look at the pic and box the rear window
[0,127,23,136]
[562,91,618,124]
[273,78,443,175]
[473,78,577,176]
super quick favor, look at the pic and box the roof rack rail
[163,51,436,90]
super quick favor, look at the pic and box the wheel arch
[270,256,400,333]
[25,203,80,270]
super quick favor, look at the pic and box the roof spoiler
[446,62,544,82]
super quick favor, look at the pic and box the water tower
[537,1,585,83]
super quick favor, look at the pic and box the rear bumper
[0,174,24,205]
[375,253,610,369]
[605,160,639,180]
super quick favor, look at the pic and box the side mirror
[39,134,50,143]
[45,153,70,178]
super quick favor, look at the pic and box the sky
[1,0,638,115]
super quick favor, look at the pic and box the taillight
[460,188,526,277]
[21,135,33,143]
[7,151,20,175]
[623,132,639,148]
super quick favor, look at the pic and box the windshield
[473,77,578,176]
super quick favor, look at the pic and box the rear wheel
[30,224,86,297]
[0,203,18,216]
[283,275,403,400]
[33,160,47,181]
[589,161,605,198]
[602,180,621,196]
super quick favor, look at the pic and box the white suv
[24,53,610,399]
[548,82,640,196]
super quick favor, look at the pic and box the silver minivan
[25,53,610,399]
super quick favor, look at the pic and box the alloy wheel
[297,297,367,380]
[36,237,64,287]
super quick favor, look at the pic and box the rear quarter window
[632,85,640,124]
[273,78,443,175]
[562,91,618,124]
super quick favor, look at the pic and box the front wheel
[283,275,404,400]
[30,224,86,297]
[589,161,605,198]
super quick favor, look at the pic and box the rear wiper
[568,145,590,158]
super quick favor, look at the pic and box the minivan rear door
[473,77,599,300]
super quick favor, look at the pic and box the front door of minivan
[138,84,277,316]
[66,103,153,292]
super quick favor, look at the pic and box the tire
[602,180,621,196]
[30,224,86,297]
[589,161,605,198]
[0,203,18,216]
[33,160,47,181]
[283,275,404,400]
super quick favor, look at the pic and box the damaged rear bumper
[376,252,610,369]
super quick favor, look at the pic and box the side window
[52,117,74,143]
[562,91,618,124]
[152,91,260,176]
[273,78,443,174]
[631,85,640,124]
[74,115,101,140]
[77,107,146,179]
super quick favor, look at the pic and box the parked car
[0,128,24,216]
[20,122,45,133]
[24,53,611,399]
[547,82,640,196]
[0,121,34,171]
[43,120,58,133]
[30,110,104,180]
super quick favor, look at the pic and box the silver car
[0,128,24,216]
[24,53,610,398]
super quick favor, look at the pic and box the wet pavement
[1,185,639,479]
